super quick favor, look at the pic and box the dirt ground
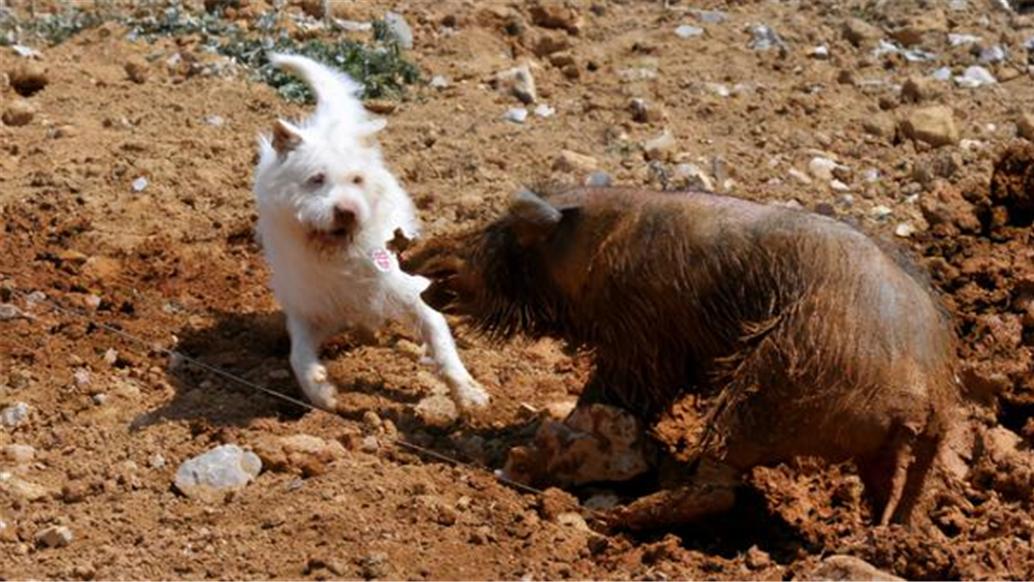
[2,0,1034,579]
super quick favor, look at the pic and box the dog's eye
[351,175,364,186]
[306,173,326,187]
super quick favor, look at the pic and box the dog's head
[254,53,391,249]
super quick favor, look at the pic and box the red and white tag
[371,248,393,272]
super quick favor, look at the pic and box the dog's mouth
[308,225,354,247]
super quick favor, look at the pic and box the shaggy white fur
[253,53,489,412]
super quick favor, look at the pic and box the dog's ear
[272,119,303,156]
[509,189,562,246]
[356,118,387,147]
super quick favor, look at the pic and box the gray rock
[675,24,704,39]
[383,12,413,50]
[0,303,27,320]
[979,45,1007,64]
[203,115,225,127]
[955,66,996,88]
[174,444,261,502]
[931,67,953,81]
[131,177,149,193]
[35,526,73,548]
[504,108,528,124]
[691,9,727,24]
[2,444,35,463]
[810,45,830,59]
[496,64,537,104]
[1,402,30,429]
[533,104,555,118]
[748,24,784,51]
[414,394,459,429]
[948,33,980,47]
[429,75,449,89]
[584,171,613,187]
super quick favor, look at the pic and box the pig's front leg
[287,314,337,411]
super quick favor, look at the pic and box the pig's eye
[351,174,365,186]
[306,173,326,188]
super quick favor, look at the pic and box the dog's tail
[267,52,367,124]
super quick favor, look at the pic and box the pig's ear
[509,189,562,246]
[272,119,303,156]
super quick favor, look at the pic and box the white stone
[533,104,555,118]
[504,108,528,124]
[383,11,414,49]
[948,33,980,47]
[131,177,148,193]
[35,526,73,548]
[808,156,839,182]
[955,66,996,88]
[174,444,261,502]
[894,222,916,238]
[871,205,893,219]
[675,25,704,39]
[1,402,30,429]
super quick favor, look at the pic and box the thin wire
[2,279,552,499]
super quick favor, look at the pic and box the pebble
[842,18,882,47]
[979,45,1008,64]
[629,98,663,123]
[429,75,449,89]
[692,9,727,24]
[360,436,379,453]
[131,177,149,193]
[745,545,772,569]
[91,393,108,406]
[553,150,598,174]
[0,303,27,320]
[807,555,903,581]
[948,33,980,46]
[503,107,528,124]
[124,58,148,84]
[672,163,713,190]
[931,67,952,81]
[173,444,262,502]
[414,394,459,429]
[894,222,916,238]
[11,45,40,58]
[809,45,830,59]
[643,130,676,161]
[73,368,91,388]
[10,61,48,96]
[584,171,613,187]
[2,99,35,127]
[899,105,959,147]
[149,453,166,469]
[254,434,346,476]
[383,11,414,49]
[203,115,225,127]
[1,473,51,500]
[788,168,813,185]
[1,402,30,429]
[2,444,36,463]
[496,64,537,104]
[955,66,996,88]
[871,205,893,219]
[675,25,704,39]
[1018,112,1034,140]
[830,179,850,191]
[748,24,784,51]
[555,512,590,532]
[35,526,73,549]
[359,551,390,579]
[103,348,118,365]
[808,156,840,182]
[533,104,555,118]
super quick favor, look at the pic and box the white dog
[252,53,489,413]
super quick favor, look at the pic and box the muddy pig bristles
[405,186,961,527]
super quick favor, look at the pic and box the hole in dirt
[997,398,1034,435]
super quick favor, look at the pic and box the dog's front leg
[286,314,337,411]
[405,298,490,411]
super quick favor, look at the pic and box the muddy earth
[2,0,1034,579]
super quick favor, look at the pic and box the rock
[809,45,830,59]
[788,168,812,185]
[643,130,676,161]
[10,61,48,96]
[414,394,459,428]
[745,546,772,569]
[0,303,28,320]
[11,44,41,58]
[364,99,397,115]
[35,526,73,549]
[1,473,52,501]
[871,205,893,219]
[360,436,379,453]
[1018,112,1034,141]
[533,104,555,118]
[502,403,651,487]
[359,551,390,579]
[383,11,414,49]
[979,45,1008,64]
[124,58,148,84]
[672,163,713,191]
[894,222,915,238]
[808,156,840,182]
[2,444,36,463]
[555,512,590,532]
[131,177,149,193]
[691,9,727,23]
[955,66,996,88]
[538,487,579,520]
[254,434,346,476]
[748,24,784,51]
[629,98,664,123]
[899,106,959,147]
[531,30,570,57]
[675,25,704,39]
[429,75,449,89]
[862,114,896,138]
[553,150,598,174]
[948,33,980,46]
[495,64,536,104]
[529,1,582,34]
[504,107,528,124]
[174,444,261,502]
[806,555,903,581]
[1,402,30,429]
[203,114,225,127]
[842,18,882,47]
[901,76,942,103]
[2,100,35,127]
[584,171,613,187]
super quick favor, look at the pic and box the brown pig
[405,186,961,528]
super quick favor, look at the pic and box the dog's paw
[447,375,491,411]
[299,366,338,411]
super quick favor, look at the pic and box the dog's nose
[332,205,357,231]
